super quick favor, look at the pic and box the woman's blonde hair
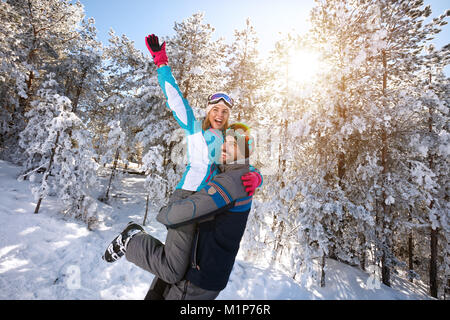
[202,109,229,131]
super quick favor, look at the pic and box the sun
[288,50,321,84]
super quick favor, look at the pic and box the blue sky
[79,0,314,53]
[79,0,449,73]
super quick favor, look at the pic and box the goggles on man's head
[207,92,234,108]
[227,122,250,133]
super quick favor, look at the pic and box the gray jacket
[125,161,254,298]
[156,161,252,228]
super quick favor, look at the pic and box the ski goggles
[207,92,234,108]
[227,122,250,133]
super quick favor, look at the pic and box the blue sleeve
[157,66,196,133]
[156,176,252,228]
[156,181,235,228]
[249,165,263,188]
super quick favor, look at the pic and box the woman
[148,34,225,190]
[145,34,262,190]
[102,35,262,299]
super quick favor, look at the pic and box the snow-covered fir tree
[240,0,449,296]
[100,120,126,202]
[166,12,227,107]
[19,74,99,228]
[224,18,267,123]
[57,17,104,118]
[0,0,85,161]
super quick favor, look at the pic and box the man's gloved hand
[145,34,168,67]
[241,172,262,196]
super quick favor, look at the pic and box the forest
[0,0,448,299]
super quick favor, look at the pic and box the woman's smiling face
[208,102,229,130]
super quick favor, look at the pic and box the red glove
[241,172,262,196]
[145,34,168,67]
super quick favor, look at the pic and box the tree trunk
[381,250,390,287]
[408,231,414,283]
[163,141,176,199]
[71,67,88,114]
[407,208,414,283]
[360,234,366,271]
[427,70,438,298]
[272,60,289,265]
[182,76,191,99]
[34,132,60,214]
[337,76,347,187]
[142,193,150,226]
[380,50,391,287]
[105,148,120,201]
[278,59,289,187]
[272,219,284,263]
[429,226,438,298]
[320,253,326,287]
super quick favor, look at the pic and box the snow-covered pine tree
[101,29,146,146]
[409,42,449,298]
[57,17,104,118]
[166,12,227,107]
[0,1,25,159]
[224,18,267,123]
[299,0,448,290]
[1,0,84,162]
[366,0,448,289]
[19,74,99,227]
[100,120,126,202]
[240,31,334,284]
[254,0,382,286]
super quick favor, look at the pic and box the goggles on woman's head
[207,92,234,108]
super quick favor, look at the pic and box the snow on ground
[0,160,432,300]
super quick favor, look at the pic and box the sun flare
[288,50,321,84]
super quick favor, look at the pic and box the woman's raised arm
[145,34,196,133]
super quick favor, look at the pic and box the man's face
[221,135,238,164]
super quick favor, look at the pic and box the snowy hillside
[0,160,432,300]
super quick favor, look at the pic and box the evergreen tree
[19,74,99,227]
[224,18,267,123]
[166,12,227,107]
[100,120,126,202]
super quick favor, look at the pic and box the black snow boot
[103,221,145,263]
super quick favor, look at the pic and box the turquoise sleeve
[157,66,196,134]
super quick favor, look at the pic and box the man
[103,123,258,299]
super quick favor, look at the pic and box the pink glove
[145,34,168,67]
[241,172,262,196]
